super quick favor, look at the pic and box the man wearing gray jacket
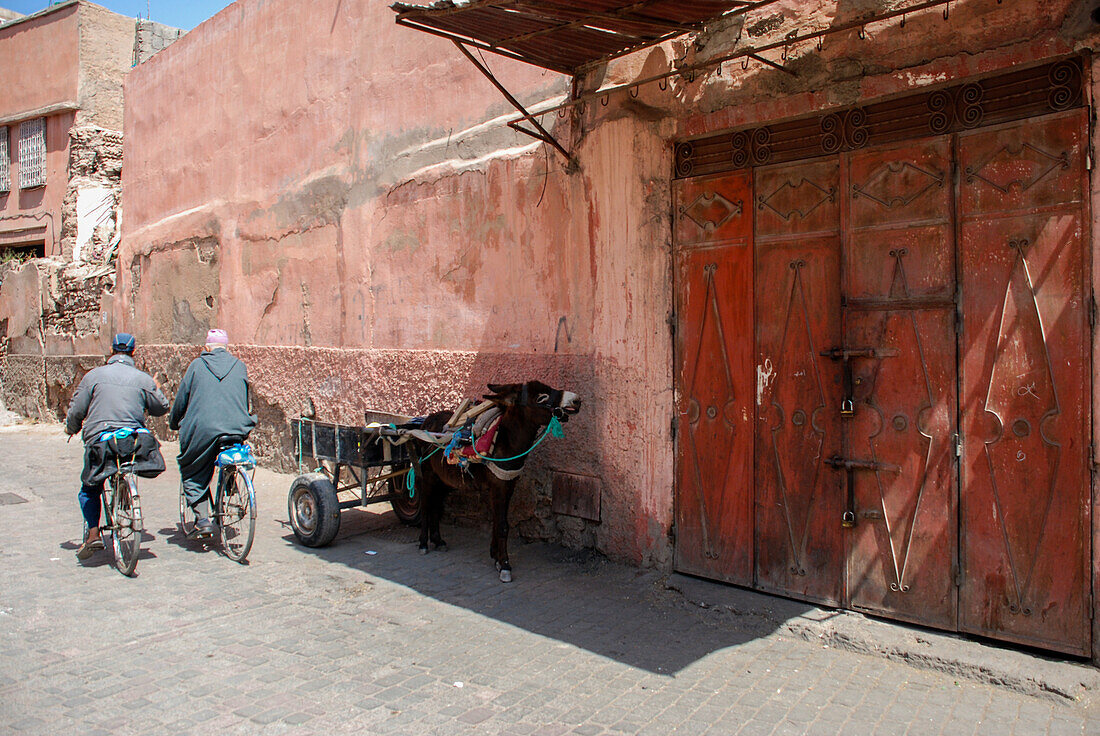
[66,333,170,558]
[170,329,256,537]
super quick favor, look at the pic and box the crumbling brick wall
[41,262,114,340]
[61,127,123,264]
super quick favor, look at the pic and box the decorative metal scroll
[674,58,1084,180]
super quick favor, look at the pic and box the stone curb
[666,573,1100,705]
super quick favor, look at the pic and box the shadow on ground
[282,507,813,675]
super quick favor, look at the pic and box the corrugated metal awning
[391,0,781,75]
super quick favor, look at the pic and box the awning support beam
[747,53,795,76]
[453,41,573,163]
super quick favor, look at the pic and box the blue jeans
[79,481,104,528]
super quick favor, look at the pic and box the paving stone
[0,425,1097,736]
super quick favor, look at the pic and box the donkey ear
[484,383,519,404]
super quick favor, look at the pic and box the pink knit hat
[205,328,229,345]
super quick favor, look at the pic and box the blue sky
[3,0,236,30]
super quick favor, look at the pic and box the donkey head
[484,381,582,424]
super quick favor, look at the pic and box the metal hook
[816,37,823,52]
[900,13,906,28]
[578,101,587,115]
[857,25,866,40]
[782,45,789,61]
[600,94,609,107]
[658,77,668,91]
[716,62,722,77]
[686,69,695,83]
[742,56,750,70]
[557,107,566,118]
[629,85,639,98]
[943,1,949,19]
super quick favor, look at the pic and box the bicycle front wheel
[111,474,143,577]
[219,467,256,563]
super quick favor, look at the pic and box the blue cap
[111,332,136,353]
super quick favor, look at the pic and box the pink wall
[121,0,1099,572]
[0,5,80,118]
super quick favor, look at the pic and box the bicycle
[84,428,146,577]
[179,439,257,563]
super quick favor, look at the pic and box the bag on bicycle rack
[216,443,255,468]
[83,427,167,485]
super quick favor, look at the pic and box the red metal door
[673,172,755,585]
[957,111,1091,655]
[842,137,959,628]
[754,159,844,605]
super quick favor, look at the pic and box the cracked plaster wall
[118,0,1099,569]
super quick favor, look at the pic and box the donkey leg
[418,481,432,554]
[429,487,447,551]
[490,482,515,582]
[418,505,431,555]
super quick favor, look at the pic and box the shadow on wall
[280,508,809,676]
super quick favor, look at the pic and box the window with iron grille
[19,118,46,189]
[0,127,9,192]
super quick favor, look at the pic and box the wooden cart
[287,412,424,547]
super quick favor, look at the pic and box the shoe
[76,534,102,560]
[195,517,215,537]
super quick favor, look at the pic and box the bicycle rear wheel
[219,467,256,562]
[110,474,142,576]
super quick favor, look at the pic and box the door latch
[821,347,897,416]
[824,455,901,528]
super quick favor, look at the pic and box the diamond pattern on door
[959,110,1090,656]
[673,171,755,586]
[981,240,1060,617]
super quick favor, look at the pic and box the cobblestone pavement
[0,423,1097,735]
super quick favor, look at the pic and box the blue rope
[473,416,564,464]
[406,446,441,496]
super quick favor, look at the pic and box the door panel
[675,172,753,246]
[844,303,958,626]
[755,236,843,604]
[756,159,840,238]
[843,138,959,629]
[958,111,1091,655]
[673,173,755,585]
[755,158,844,605]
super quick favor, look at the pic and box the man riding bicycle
[170,329,256,537]
[66,333,169,559]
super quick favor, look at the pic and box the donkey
[412,381,581,582]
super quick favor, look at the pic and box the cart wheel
[390,475,422,526]
[288,473,340,547]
